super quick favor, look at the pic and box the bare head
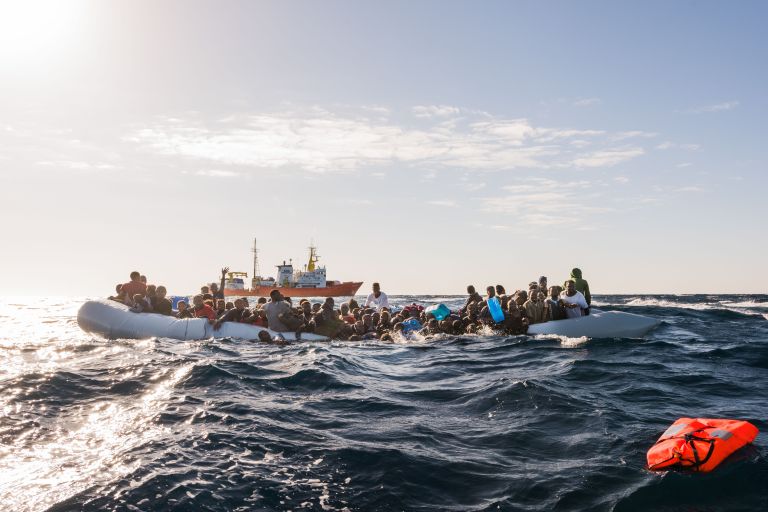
[130,271,140,282]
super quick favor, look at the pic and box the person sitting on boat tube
[559,280,589,318]
[365,282,390,311]
[213,298,250,330]
[151,286,173,316]
[192,294,216,323]
[459,285,483,315]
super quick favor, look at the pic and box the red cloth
[194,304,216,321]
[121,280,147,297]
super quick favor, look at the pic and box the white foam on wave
[620,297,766,316]
[533,334,589,347]
[718,300,767,309]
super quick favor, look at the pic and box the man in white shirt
[559,280,588,319]
[364,282,390,311]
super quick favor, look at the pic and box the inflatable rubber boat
[77,299,329,342]
[526,308,660,338]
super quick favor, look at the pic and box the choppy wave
[0,295,766,511]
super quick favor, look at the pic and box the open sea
[1,294,766,512]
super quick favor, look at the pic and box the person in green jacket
[570,268,591,309]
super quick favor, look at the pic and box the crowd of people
[108,268,591,341]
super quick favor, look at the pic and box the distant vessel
[224,240,363,298]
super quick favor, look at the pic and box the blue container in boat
[402,318,422,333]
[170,296,189,310]
[425,303,450,321]
[488,297,505,323]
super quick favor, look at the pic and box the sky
[1,0,766,296]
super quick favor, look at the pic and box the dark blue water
[1,295,766,511]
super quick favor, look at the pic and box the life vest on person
[647,417,758,472]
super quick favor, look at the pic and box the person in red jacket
[120,271,147,305]
[192,294,216,323]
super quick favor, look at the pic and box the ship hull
[224,281,364,298]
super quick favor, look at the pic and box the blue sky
[1,0,766,295]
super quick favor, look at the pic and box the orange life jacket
[647,417,758,472]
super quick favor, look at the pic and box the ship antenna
[252,238,260,278]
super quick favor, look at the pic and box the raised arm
[220,267,229,294]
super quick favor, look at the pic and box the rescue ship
[224,240,363,298]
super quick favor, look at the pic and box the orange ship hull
[224,281,364,298]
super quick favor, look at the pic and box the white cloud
[482,177,612,228]
[427,200,456,207]
[676,162,693,168]
[573,98,601,107]
[656,141,700,151]
[677,186,704,192]
[612,130,657,140]
[412,105,462,118]
[683,101,740,114]
[614,176,629,183]
[195,169,240,178]
[572,148,644,168]
[127,106,650,174]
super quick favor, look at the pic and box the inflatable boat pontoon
[77,299,329,342]
[526,308,660,338]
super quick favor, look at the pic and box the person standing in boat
[559,280,589,318]
[569,268,591,311]
[263,289,292,332]
[364,282,390,311]
[210,267,228,301]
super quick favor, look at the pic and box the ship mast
[252,238,260,278]
[307,242,319,272]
